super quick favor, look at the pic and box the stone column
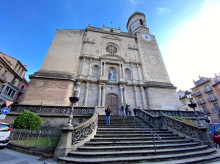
[131,64,134,80]
[103,62,106,76]
[122,64,124,78]
[120,85,124,105]
[100,61,103,76]
[137,64,141,81]
[123,85,127,105]
[81,58,85,75]
[98,84,102,106]
[88,59,92,76]
[134,86,137,107]
[83,83,90,106]
[101,85,106,106]
[119,64,122,79]
[140,87,146,109]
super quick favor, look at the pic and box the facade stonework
[22,12,181,113]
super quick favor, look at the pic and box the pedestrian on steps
[125,104,130,116]
[133,107,137,116]
[105,107,111,125]
[121,104,124,116]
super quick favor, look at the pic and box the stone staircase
[58,116,220,163]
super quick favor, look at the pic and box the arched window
[92,65,99,77]
[140,19,143,25]
[125,68,131,80]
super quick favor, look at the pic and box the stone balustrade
[10,105,94,116]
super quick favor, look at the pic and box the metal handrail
[134,116,161,155]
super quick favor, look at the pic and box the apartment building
[192,75,220,123]
[0,52,28,105]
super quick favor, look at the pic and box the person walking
[133,107,137,116]
[105,107,111,125]
[120,104,124,116]
[125,104,130,116]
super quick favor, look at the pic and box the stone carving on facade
[109,68,116,82]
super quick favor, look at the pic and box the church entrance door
[105,93,119,115]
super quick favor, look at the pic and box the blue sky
[0,0,219,90]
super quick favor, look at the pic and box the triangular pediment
[100,54,125,61]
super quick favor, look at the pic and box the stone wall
[21,78,74,106]
[146,87,181,110]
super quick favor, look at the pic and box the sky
[0,0,219,90]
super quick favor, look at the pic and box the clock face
[142,33,151,41]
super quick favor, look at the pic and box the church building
[21,12,180,114]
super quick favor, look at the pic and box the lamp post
[185,91,203,127]
[67,81,80,127]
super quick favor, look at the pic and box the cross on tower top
[110,21,113,28]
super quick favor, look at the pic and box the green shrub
[171,115,184,122]
[13,110,42,130]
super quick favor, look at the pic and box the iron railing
[133,116,161,155]
[9,128,61,154]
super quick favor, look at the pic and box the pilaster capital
[134,86,137,92]
[86,82,90,88]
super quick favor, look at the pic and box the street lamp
[185,91,203,127]
[67,81,80,127]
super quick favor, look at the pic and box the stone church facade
[22,12,180,114]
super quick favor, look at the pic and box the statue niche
[108,68,116,82]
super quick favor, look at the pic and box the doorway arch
[105,93,119,115]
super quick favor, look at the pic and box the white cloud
[161,0,220,90]
[156,7,171,15]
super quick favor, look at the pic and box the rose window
[106,45,117,54]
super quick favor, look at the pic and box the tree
[13,110,42,130]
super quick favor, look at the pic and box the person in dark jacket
[133,107,137,116]
[120,104,124,116]
[125,104,130,116]
[105,107,111,125]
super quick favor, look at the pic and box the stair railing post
[159,111,167,129]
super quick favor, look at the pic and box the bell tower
[126,11,149,36]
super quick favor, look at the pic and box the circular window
[106,45,117,54]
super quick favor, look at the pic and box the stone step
[90,136,186,142]
[98,123,153,126]
[98,125,154,128]
[96,131,173,135]
[84,139,194,147]
[94,133,177,138]
[77,142,201,152]
[67,145,208,158]
[97,128,168,131]
[58,148,217,163]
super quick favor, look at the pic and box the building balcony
[19,89,25,94]
[204,88,213,93]
[207,96,217,102]
[197,100,206,105]
[195,91,202,97]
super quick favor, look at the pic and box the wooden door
[105,93,119,115]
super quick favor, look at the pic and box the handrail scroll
[54,107,98,159]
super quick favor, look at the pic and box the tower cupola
[127,11,149,36]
